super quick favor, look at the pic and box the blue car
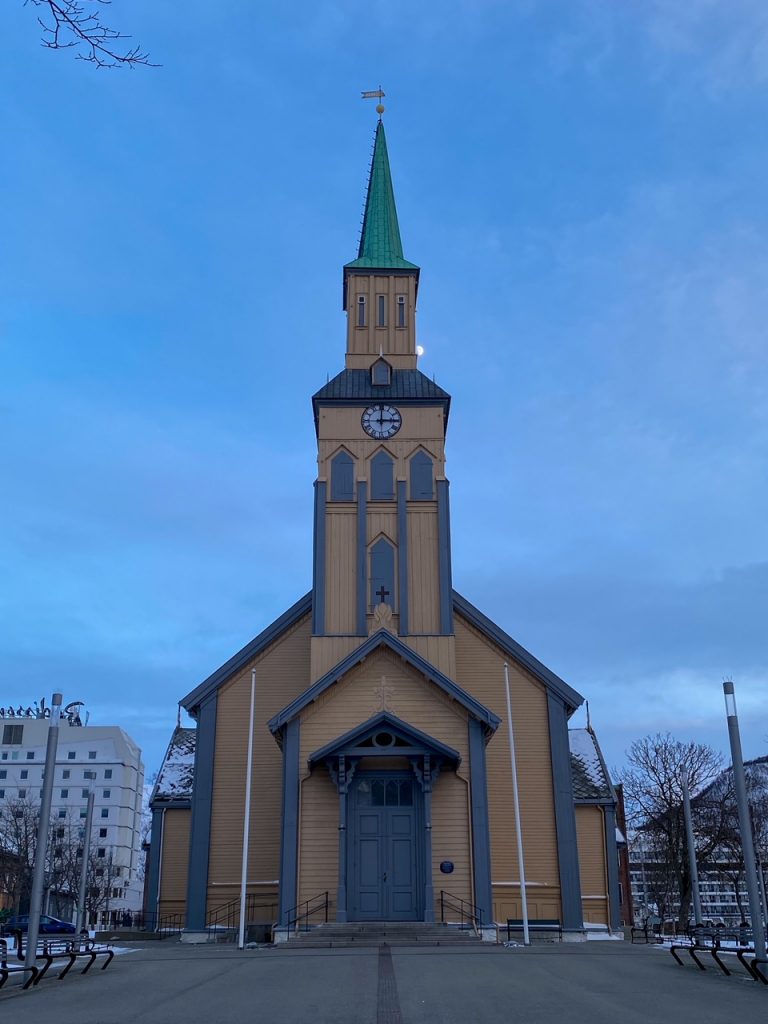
[4,914,76,934]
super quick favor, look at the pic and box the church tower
[311,119,455,683]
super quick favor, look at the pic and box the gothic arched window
[409,451,434,500]
[370,538,395,611]
[357,295,366,327]
[370,451,394,500]
[371,357,391,386]
[330,450,354,502]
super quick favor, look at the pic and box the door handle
[382,872,387,881]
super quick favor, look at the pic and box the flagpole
[504,663,529,945]
[238,669,257,950]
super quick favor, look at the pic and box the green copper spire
[345,121,419,271]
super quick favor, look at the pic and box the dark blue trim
[185,693,217,930]
[150,799,191,810]
[468,718,493,927]
[603,804,621,932]
[308,711,461,768]
[546,692,583,931]
[437,481,453,634]
[357,480,367,635]
[312,482,326,634]
[181,593,311,712]
[453,592,584,711]
[145,808,164,922]
[278,719,300,926]
[268,629,500,735]
[397,480,408,635]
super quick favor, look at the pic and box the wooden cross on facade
[375,585,390,604]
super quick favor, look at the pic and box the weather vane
[361,87,385,118]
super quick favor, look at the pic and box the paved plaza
[0,940,765,1024]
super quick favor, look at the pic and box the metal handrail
[284,891,329,933]
[440,890,481,935]
[205,895,278,937]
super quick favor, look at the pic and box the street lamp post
[723,681,766,961]
[681,768,703,927]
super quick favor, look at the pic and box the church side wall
[575,804,609,925]
[453,614,562,924]
[297,647,472,919]
[158,808,190,920]
[205,614,312,919]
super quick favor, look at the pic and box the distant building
[0,704,145,927]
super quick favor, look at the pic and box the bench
[11,930,114,983]
[506,918,562,942]
[0,939,39,990]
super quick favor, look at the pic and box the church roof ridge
[344,121,419,272]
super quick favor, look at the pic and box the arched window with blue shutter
[370,451,394,500]
[330,450,354,502]
[370,537,395,611]
[409,450,434,500]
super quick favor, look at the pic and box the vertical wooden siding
[575,805,608,924]
[407,508,440,634]
[206,614,312,917]
[325,509,357,633]
[159,808,191,919]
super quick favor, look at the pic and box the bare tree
[619,734,730,929]
[25,1,155,67]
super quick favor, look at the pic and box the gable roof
[150,726,196,807]
[180,592,312,714]
[268,628,500,738]
[569,728,616,803]
[453,590,584,712]
[308,711,461,769]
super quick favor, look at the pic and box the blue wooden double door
[348,773,422,921]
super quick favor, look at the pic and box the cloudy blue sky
[2,1,765,779]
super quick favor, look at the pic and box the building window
[62,769,70,779]
[60,789,69,798]
[18,788,26,798]
[1,753,7,760]
[409,451,434,500]
[357,295,366,327]
[58,809,67,819]
[80,809,87,818]
[370,451,394,500]
[397,295,406,327]
[103,789,111,799]
[67,751,75,760]
[377,294,386,327]
[81,789,89,798]
[95,868,104,877]
[104,769,112,780]
[100,808,108,819]
[330,450,355,502]
[0,789,4,799]
[2,724,23,745]
[97,847,106,858]
[25,751,34,760]
[99,828,107,838]
[371,358,391,386]
[20,770,28,780]
[0,770,6,780]
[88,751,97,760]
[84,771,96,780]
[370,537,396,611]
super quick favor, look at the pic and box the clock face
[361,404,402,440]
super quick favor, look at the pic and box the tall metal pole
[504,663,529,945]
[681,768,703,926]
[75,789,95,936]
[723,681,766,959]
[238,668,256,950]
[25,693,63,968]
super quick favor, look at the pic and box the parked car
[4,914,76,934]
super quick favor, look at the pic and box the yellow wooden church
[147,116,621,941]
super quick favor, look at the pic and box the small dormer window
[357,295,366,327]
[397,295,406,327]
[377,295,386,327]
[371,358,391,386]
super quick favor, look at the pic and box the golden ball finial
[376,103,385,115]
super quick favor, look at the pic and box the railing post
[440,890,444,923]
[325,892,329,923]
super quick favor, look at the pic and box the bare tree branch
[26,1,157,68]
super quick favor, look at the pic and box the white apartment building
[0,703,145,927]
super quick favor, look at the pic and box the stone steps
[284,922,482,948]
